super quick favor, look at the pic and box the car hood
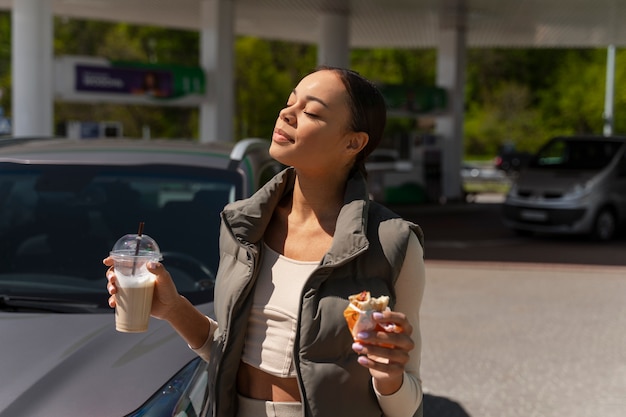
[0,309,208,417]
[515,168,600,193]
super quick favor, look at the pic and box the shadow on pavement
[424,393,471,417]
[390,200,626,266]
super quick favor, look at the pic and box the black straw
[131,222,144,275]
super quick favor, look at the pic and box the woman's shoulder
[367,200,424,248]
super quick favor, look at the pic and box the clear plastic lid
[110,233,162,260]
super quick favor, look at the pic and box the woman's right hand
[104,257,183,321]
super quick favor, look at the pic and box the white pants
[236,394,302,417]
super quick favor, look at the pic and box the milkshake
[110,233,162,333]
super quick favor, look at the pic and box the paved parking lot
[421,261,626,417]
[390,200,626,417]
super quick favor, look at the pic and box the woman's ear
[346,132,369,155]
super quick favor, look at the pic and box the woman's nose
[280,108,295,125]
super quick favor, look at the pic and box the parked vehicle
[0,137,283,417]
[462,162,507,182]
[494,149,533,174]
[502,135,626,240]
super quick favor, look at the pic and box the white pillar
[200,0,234,143]
[318,11,350,68]
[12,0,53,137]
[603,45,616,136]
[435,0,467,201]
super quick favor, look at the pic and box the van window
[530,139,623,170]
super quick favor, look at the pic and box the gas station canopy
[2,0,624,202]
[2,0,626,48]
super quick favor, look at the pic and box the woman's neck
[266,172,347,260]
[289,173,345,225]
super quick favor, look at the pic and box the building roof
[1,0,625,48]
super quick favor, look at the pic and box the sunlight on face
[270,70,356,176]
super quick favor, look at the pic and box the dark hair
[315,66,387,178]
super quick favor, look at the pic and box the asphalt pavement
[389,197,626,417]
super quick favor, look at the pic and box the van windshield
[529,139,623,170]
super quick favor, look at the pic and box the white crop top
[240,243,318,377]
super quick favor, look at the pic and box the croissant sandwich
[343,291,391,340]
[348,290,389,312]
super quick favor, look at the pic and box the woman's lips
[273,129,294,144]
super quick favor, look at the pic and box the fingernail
[148,261,157,269]
[352,342,363,352]
[357,356,369,365]
[372,312,383,320]
[357,332,369,340]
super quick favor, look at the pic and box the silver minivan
[502,135,626,240]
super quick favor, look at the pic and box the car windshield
[0,163,241,310]
[528,139,623,170]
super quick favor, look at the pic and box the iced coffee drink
[110,233,162,333]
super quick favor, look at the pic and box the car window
[0,163,242,309]
[531,139,623,170]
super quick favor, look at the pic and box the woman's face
[270,70,363,176]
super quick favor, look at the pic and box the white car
[0,137,283,417]
[502,135,626,240]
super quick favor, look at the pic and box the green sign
[111,61,206,99]
[379,85,447,114]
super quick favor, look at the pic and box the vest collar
[222,167,371,264]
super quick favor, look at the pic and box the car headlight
[125,357,209,417]
[563,180,593,200]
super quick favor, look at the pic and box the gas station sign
[55,56,206,106]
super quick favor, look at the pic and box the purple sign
[75,65,173,97]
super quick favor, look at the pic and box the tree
[0,12,10,117]
[535,49,606,135]
[464,48,608,156]
[234,37,315,139]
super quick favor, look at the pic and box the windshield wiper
[0,294,100,313]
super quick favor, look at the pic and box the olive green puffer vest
[207,168,424,417]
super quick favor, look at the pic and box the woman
[105,66,425,417]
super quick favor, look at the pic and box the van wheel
[592,208,616,241]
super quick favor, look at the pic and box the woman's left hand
[351,310,414,395]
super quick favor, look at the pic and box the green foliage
[464,82,546,155]
[234,37,315,139]
[465,48,611,156]
[351,48,437,86]
[536,49,606,134]
[266,40,317,82]
[0,12,10,114]
[612,50,626,134]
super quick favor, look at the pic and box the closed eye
[304,111,319,119]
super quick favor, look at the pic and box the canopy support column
[318,9,350,68]
[603,45,616,136]
[200,0,235,142]
[12,0,53,137]
[435,0,467,201]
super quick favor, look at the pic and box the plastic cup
[110,233,162,333]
